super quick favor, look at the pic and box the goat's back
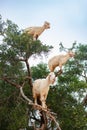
[33,79,46,91]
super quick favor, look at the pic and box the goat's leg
[35,34,38,40]
[40,96,47,108]
[33,95,38,105]
[58,69,62,74]
[33,34,38,40]
[34,98,37,105]
[59,65,63,74]
[55,70,62,76]
[56,65,63,76]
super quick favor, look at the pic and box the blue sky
[0,0,87,65]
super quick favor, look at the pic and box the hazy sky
[0,0,87,65]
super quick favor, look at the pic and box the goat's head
[44,21,50,29]
[68,51,75,57]
[48,72,56,84]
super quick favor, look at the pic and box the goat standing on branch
[48,51,75,74]
[24,21,50,40]
[32,72,56,108]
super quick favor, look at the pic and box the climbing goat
[48,51,75,73]
[32,72,56,108]
[24,21,50,40]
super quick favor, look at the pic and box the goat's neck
[45,77,50,86]
[39,26,45,33]
[64,54,70,61]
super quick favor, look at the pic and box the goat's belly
[34,89,40,95]
[28,30,34,35]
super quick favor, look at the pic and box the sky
[0,0,87,66]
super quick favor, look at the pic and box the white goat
[48,51,75,73]
[24,21,50,40]
[32,72,56,108]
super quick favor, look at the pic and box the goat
[48,51,75,74]
[32,72,56,108]
[24,21,50,40]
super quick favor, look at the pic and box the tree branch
[20,86,32,104]
[25,58,33,88]
[0,77,20,88]
[83,94,87,105]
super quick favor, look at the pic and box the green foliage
[31,63,49,80]
[0,80,28,130]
